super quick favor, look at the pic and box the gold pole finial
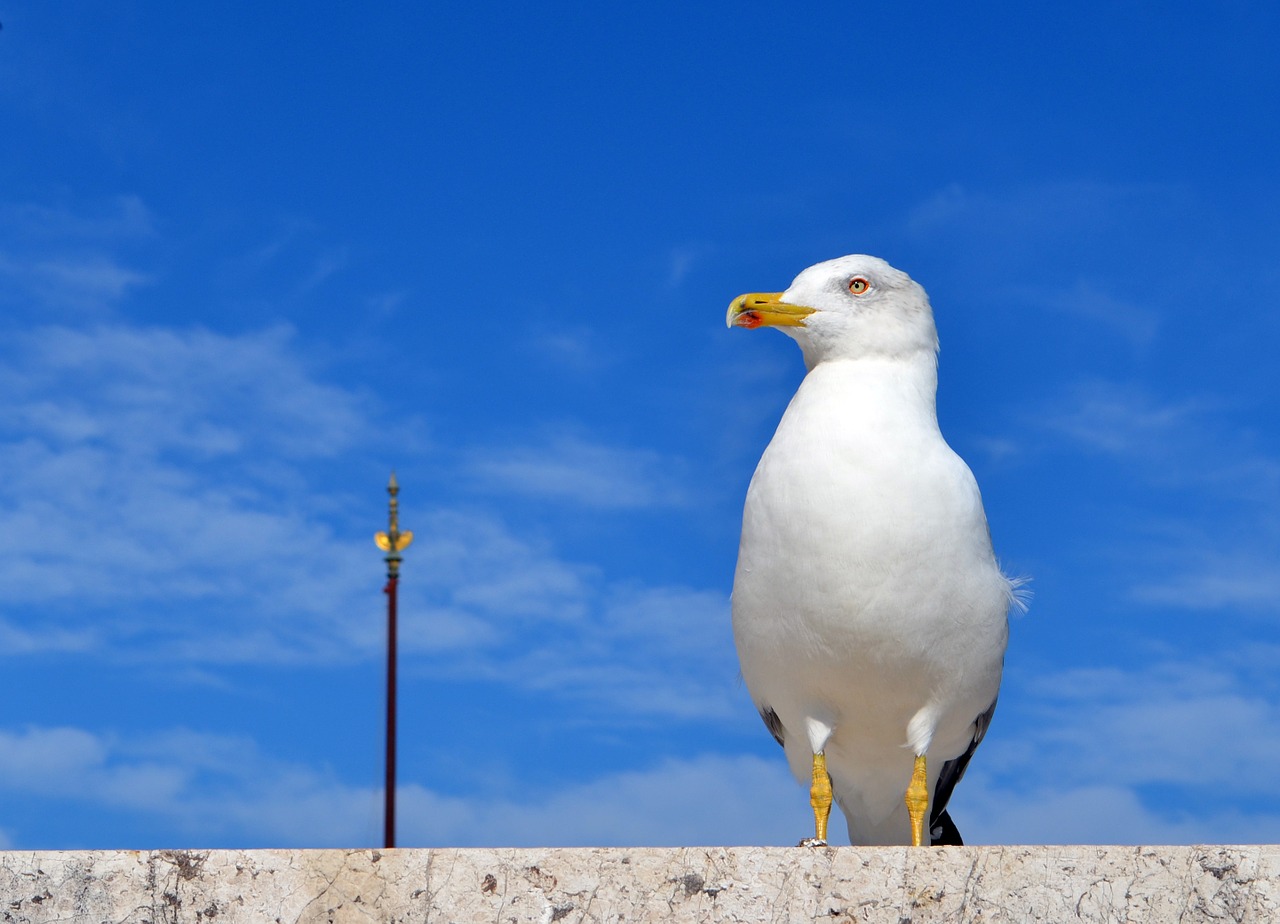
[375,471,413,577]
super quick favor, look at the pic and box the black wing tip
[930,809,964,846]
[760,706,785,747]
[931,696,999,828]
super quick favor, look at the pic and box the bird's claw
[797,837,828,848]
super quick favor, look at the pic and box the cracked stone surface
[2,846,1279,923]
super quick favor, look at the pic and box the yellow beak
[726,292,817,329]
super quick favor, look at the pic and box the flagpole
[375,472,412,849]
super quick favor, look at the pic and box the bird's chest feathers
[748,364,973,550]
[737,363,992,650]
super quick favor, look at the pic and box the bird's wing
[930,696,998,831]
[759,705,786,747]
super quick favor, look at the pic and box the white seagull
[727,255,1020,847]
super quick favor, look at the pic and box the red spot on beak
[737,310,763,329]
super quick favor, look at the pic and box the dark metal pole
[383,571,398,848]
[375,472,412,850]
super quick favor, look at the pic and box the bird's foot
[810,751,833,843]
[905,754,929,847]
[797,837,828,848]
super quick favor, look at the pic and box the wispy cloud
[457,584,740,721]
[1038,381,1209,462]
[0,192,736,868]
[404,507,597,631]
[526,328,616,375]
[15,657,1277,848]
[1030,380,1280,614]
[0,723,797,847]
[0,620,99,655]
[1,323,370,458]
[0,197,155,312]
[0,321,385,663]
[396,512,738,719]
[0,253,151,312]
[0,319,737,722]
[905,180,1187,246]
[464,435,693,509]
[0,196,155,242]
[1020,280,1161,347]
[1130,562,1280,612]
[1034,379,1280,514]
[951,656,1280,844]
[234,217,321,272]
[397,753,798,847]
[957,779,1280,845]
[0,725,377,846]
[296,246,348,294]
[666,243,713,289]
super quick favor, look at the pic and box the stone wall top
[2,845,1277,923]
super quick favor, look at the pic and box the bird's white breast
[732,357,1009,773]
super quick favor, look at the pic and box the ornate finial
[375,471,413,577]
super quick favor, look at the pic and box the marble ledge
[2,844,1278,923]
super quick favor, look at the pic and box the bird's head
[727,255,938,368]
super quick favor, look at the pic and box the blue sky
[2,1,1278,848]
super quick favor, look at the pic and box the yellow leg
[810,752,833,843]
[905,754,929,847]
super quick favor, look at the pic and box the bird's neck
[803,351,940,425]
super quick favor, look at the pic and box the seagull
[727,255,1020,847]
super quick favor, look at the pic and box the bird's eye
[848,277,870,295]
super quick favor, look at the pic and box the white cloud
[947,657,1280,844]
[1039,382,1207,460]
[240,223,313,269]
[0,196,155,242]
[1030,380,1280,615]
[399,753,799,847]
[666,243,712,289]
[0,725,369,846]
[0,319,737,722]
[418,509,596,621]
[396,529,739,719]
[1023,280,1160,347]
[0,723,799,848]
[1,323,370,458]
[0,253,151,311]
[527,330,611,373]
[7,652,1279,849]
[600,585,731,662]
[0,619,98,654]
[971,435,1022,465]
[465,435,693,509]
[0,193,734,715]
[0,322,388,663]
[1034,379,1278,505]
[0,197,156,312]
[296,246,348,294]
[1130,557,1280,611]
[905,180,1186,247]
[1019,668,1280,790]
[34,256,149,305]
[0,727,108,792]
[954,779,1280,845]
